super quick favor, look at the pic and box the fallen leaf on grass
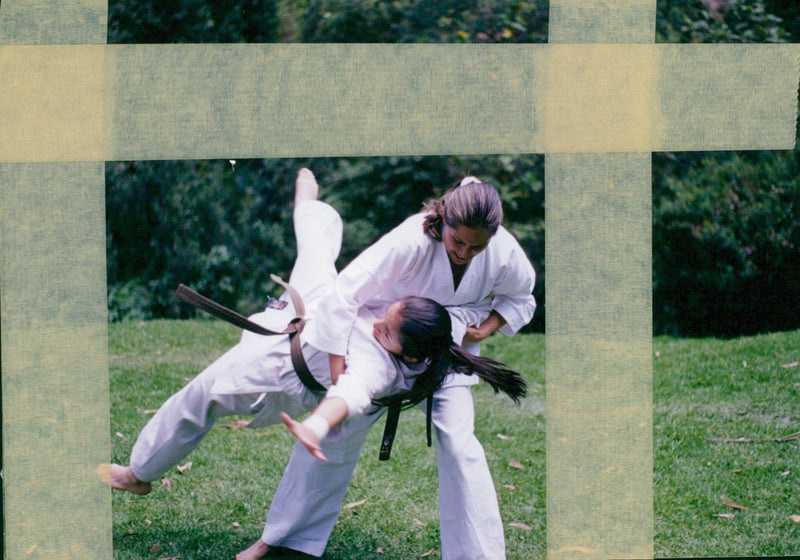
[115,432,126,439]
[790,514,800,523]
[714,513,735,519]
[722,501,747,510]
[509,522,532,530]
[782,361,799,368]
[222,420,250,430]
[508,461,525,470]
[781,470,791,477]
[344,498,367,509]
[503,484,516,491]
[176,461,192,473]
[420,550,437,558]
[414,519,425,527]
[497,434,515,440]
[145,519,152,526]
[232,522,240,528]
[161,478,171,490]
[149,544,161,553]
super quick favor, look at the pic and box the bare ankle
[110,464,152,495]
[235,538,269,560]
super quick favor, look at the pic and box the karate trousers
[128,200,341,483]
[262,383,506,560]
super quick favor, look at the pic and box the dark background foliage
[106,0,799,338]
[653,0,800,337]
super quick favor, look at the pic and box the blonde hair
[422,177,503,241]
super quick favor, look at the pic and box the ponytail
[422,198,445,241]
[372,341,526,410]
[447,345,527,403]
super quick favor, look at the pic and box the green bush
[104,0,800,337]
[107,155,546,331]
[653,151,800,337]
[657,0,789,43]
[108,0,279,43]
[300,0,548,43]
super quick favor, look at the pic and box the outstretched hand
[280,412,328,462]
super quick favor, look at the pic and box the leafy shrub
[300,0,548,43]
[653,151,800,337]
[107,155,546,331]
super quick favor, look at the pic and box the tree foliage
[653,151,800,336]
[106,0,800,337]
[108,0,280,43]
[105,1,547,330]
[653,0,800,336]
[298,0,548,43]
[106,155,545,331]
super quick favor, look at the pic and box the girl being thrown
[111,170,526,494]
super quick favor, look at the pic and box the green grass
[654,329,800,558]
[111,321,800,558]
[110,320,546,559]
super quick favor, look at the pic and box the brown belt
[175,275,326,394]
[177,279,429,460]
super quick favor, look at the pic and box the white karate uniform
[128,201,426,483]
[261,212,536,560]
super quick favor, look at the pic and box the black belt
[379,396,433,461]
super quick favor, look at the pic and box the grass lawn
[654,328,800,558]
[109,320,546,559]
[110,320,800,559]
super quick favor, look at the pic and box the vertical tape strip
[546,2,654,559]
[0,1,111,559]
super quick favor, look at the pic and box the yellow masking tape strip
[0,43,797,162]
[1,162,111,560]
[0,45,108,161]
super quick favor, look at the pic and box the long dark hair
[372,296,526,410]
[422,176,504,241]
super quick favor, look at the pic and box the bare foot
[235,538,269,560]
[294,168,319,206]
[110,464,152,495]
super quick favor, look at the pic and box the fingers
[310,447,328,462]
[279,411,295,428]
[280,412,328,462]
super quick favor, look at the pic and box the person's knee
[434,422,482,458]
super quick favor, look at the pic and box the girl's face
[442,224,492,266]
[373,301,406,357]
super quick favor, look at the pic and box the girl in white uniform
[239,170,537,560]
[110,172,526,505]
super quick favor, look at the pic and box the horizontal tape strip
[0,43,797,162]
